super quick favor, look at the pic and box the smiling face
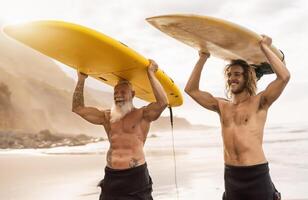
[226,65,246,95]
[224,59,257,98]
[113,82,134,107]
[110,81,135,123]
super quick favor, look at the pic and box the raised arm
[259,35,291,109]
[72,72,106,125]
[143,60,168,122]
[184,51,220,113]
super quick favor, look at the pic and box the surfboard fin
[252,49,285,81]
[252,63,274,80]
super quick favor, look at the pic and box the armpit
[103,109,111,122]
[258,95,269,110]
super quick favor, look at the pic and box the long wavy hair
[224,59,257,99]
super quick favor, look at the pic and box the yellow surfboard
[147,14,284,77]
[3,20,183,107]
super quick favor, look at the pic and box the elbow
[184,83,190,94]
[72,106,81,114]
[163,102,168,109]
[72,108,78,113]
[155,99,168,110]
[184,87,195,98]
[281,72,291,83]
[184,87,192,95]
[184,87,189,94]
[160,100,168,109]
[184,84,198,95]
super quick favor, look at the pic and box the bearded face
[227,65,246,95]
[110,83,135,123]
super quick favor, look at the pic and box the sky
[0,0,307,126]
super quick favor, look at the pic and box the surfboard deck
[147,14,284,76]
[3,20,183,107]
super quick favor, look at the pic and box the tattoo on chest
[129,158,139,168]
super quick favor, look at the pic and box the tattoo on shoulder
[129,158,139,168]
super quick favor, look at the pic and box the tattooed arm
[72,72,106,125]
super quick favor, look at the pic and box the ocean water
[1,124,308,200]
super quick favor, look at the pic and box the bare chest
[111,116,142,134]
[220,101,260,127]
[107,110,150,140]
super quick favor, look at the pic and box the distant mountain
[0,31,112,136]
[0,31,208,137]
[151,116,212,132]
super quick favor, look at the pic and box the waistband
[105,162,148,176]
[224,162,270,180]
[101,162,152,196]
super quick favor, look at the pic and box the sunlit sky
[1,0,307,126]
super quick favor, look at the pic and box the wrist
[260,43,266,52]
[78,78,86,82]
[147,66,157,73]
[200,54,209,60]
[200,57,207,61]
[147,70,156,76]
[260,42,270,49]
[198,57,208,63]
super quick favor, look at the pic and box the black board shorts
[98,163,153,200]
[223,162,281,200]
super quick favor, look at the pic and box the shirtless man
[185,35,290,200]
[72,60,168,200]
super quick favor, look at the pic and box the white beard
[110,101,134,123]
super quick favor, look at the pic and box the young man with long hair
[185,35,290,200]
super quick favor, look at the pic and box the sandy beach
[1,125,308,200]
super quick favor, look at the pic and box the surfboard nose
[3,20,183,107]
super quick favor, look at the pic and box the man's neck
[231,91,251,105]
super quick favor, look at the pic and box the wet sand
[1,128,308,200]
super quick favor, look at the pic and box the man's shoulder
[127,107,147,120]
[217,97,229,104]
[101,109,111,119]
[217,97,229,101]
[100,109,111,115]
[250,93,264,102]
[134,107,144,113]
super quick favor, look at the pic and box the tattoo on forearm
[72,81,85,109]
[107,149,112,167]
[129,158,139,168]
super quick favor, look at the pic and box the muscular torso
[218,95,268,166]
[103,108,150,169]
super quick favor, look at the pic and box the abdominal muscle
[222,126,267,166]
[106,133,146,169]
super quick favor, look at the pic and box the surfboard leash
[168,106,179,200]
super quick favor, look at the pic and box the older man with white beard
[72,60,168,200]
[109,80,135,123]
